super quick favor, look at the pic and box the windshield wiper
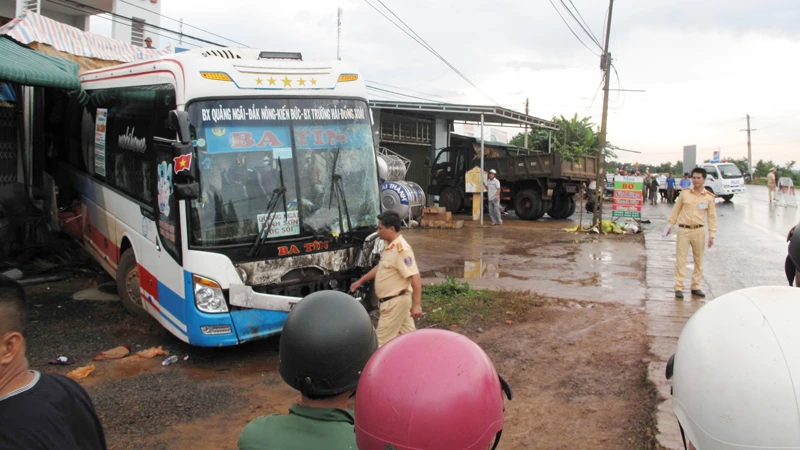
[248,158,288,257]
[328,147,353,242]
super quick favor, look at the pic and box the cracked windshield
[187,98,380,246]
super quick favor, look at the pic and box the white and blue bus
[56,48,382,346]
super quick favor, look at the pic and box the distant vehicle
[428,142,597,220]
[744,171,752,183]
[701,162,746,201]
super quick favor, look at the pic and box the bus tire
[117,250,148,318]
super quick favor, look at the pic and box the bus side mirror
[169,110,191,144]
[175,182,199,200]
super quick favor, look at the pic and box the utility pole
[337,8,343,60]
[740,113,756,175]
[592,0,614,228]
[523,98,530,149]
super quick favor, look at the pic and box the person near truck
[484,169,502,225]
[350,211,422,347]
[768,167,777,202]
[648,175,659,205]
[658,173,668,202]
[238,291,377,450]
[666,167,717,299]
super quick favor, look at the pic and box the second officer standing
[351,211,422,347]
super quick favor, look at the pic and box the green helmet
[279,290,377,398]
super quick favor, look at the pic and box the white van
[701,162,746,201]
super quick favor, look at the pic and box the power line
[115,0,249,47]
[45,0,201,48]
[548,0,600,56]
[365,80,455,101]
[560,0,602,48]
[584,77,604,116]
[366,85,444,103]
[363,0,499,105]
[54,0,226,47]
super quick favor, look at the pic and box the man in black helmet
[238,291,378,450]
[787,223,800,287]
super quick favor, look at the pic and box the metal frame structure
[369,100,559,225]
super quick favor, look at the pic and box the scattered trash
[505,320,513,325]
[662,225,671,237]
[136,346,168,359]
[162,355,179,366]
[1,268,22,280]
[431,307,442,313]
[93,345,131,361]
[183,355,190,361]
[67,365,95,380]
[640,219,651,224]
[476,327,485,334]
[48,356,74,365]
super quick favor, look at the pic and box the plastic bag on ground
[136,346,168,359]
[93,345,131,361]
[67,365,95,380]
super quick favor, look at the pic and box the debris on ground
[162,355,179,366]
[183,355,190,361]
[93,345,131,361]
[48,356,74,365]
[136,346,168,359]
[1,268,22,280]
[67,364,96,380]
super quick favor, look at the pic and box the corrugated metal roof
[0,11,171,63]
[369,100,559,131]
[0,36,80,90]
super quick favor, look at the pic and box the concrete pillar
[76,14,91,32]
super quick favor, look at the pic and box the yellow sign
[465,166,484,193]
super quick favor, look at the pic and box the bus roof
[79,48,368,105]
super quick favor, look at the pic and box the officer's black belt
[379,291,410,303]
[679,224,704,229]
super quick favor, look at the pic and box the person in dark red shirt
[0,276,107,450]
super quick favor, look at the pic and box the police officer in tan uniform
[666,167,718,299]
[351,211,422,346]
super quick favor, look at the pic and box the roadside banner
[777,177,798,208]
[612,176,643,219]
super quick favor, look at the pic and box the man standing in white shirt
[485,169,502,225]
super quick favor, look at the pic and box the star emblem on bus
[255,77,263,85]
[268,77,276,86]
[298,77,306,86]
[310,78,317,86]
[282,76,292,87]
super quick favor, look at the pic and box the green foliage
[423,277,477,299]
[509,113,611,162]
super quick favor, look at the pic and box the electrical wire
[363,0,499,105]
[548,0,600,56]
[365,80,456,101]
[366,85,444,103]
[115,0,249,47]
[44,0,201,48]
[52,0,226,47]
[584,77,604,116]
[560,0,601,48]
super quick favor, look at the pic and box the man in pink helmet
[355,329,513,450]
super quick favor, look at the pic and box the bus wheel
[117,250,148,318]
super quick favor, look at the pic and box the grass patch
[419,277,546,331]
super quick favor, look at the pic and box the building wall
[112,0,161,48]
[0,1,14,20]
[380,142,430,192]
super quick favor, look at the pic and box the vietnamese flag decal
[173,154,192,173]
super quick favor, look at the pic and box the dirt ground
[23,218,656,450]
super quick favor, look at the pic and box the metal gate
[0,107,18,185]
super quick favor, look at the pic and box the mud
[22,214,657,449]
[409,220,646,305]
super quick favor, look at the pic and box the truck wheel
[566,196,577,217]
[721,194,733,201]
[705,186,714,195]
[546,195,571,219]
[116,249,148,318]
[515,189,543,220]
[439,187,462,212]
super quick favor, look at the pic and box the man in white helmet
[666,286,800,449]
[484,169,502,225]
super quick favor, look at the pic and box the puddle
[589,252,612,261]
[420,261,531,281]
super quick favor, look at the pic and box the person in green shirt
[238,291,378,450]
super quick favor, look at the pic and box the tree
[754,159,774,178]
[509,128,550,152]
[551,114,602,162]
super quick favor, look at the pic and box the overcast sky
[94,0,800,166]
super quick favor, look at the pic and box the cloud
[506,61,569,72]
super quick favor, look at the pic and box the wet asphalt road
[644,184,800,449]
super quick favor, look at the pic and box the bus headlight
[193,275,229,314]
